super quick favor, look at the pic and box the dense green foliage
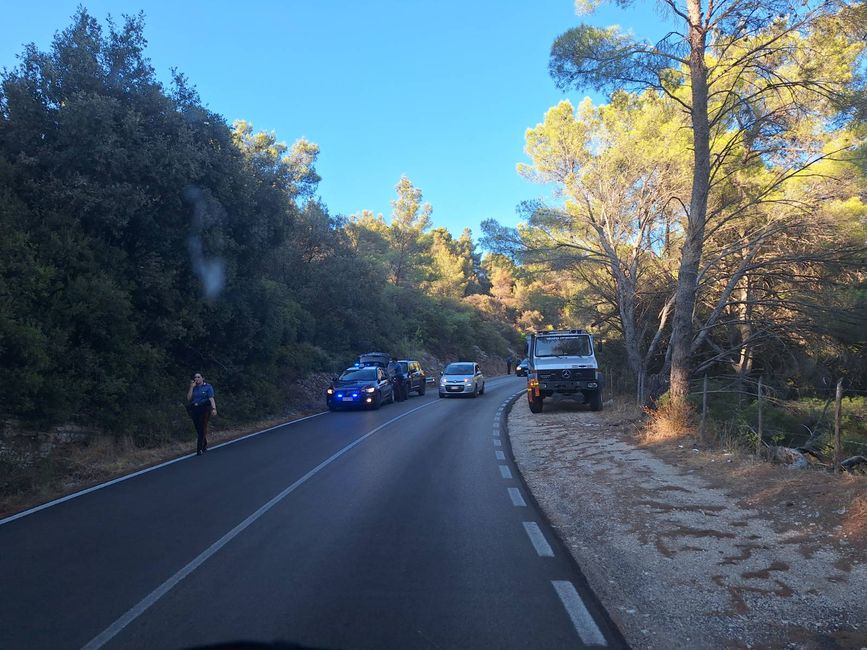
[0,10,520,439]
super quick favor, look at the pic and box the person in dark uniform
[187,372,217,455]
[389,358,408,401]
[506,356,514,374]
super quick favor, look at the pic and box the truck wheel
[590,389,603,412]
[528,394,543,413]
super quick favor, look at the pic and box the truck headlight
[364,386,376,394]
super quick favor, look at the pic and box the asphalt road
[0,375,625,649]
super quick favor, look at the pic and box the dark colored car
[357,352,392,370]
[516,358,529,377]
[326,366,394,410]
[397,359,426,396]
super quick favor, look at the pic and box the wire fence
[686,373,866,472]
[601,367,866,472]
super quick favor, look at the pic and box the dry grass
[639,400,697,443]
[844,491,867,541]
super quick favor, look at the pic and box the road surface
[0,375,625,649]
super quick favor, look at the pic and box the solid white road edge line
[498,464,512,479]
[80,400,438,650]
[508,488,527,507]
[0,411,329,527]
[552,580,608,647]
[522,521,554,557]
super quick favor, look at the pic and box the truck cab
[525,329,604,413]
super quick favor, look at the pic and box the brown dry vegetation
[633,411,867,551]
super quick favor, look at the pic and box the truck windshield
[534,335,591,357]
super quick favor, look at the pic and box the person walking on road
[187,372,217,455]
[506,356,514,375]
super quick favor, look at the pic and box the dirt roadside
[507,396,867,650]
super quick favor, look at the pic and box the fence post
[834,378,843,473]
[700,374,708,442]
[756,376,763,456]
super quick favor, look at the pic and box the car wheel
[388,388,395,404]
[372,393,382,410]
[439,392,445,398]
[327,402,337,412]
[480,382,485,395]
[418,382,426,396]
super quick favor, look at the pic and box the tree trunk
[669,0,711,404]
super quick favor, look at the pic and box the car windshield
[444,363,474,375]
[339,368,377,381]
[534,335,591,357]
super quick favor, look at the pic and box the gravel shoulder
[508,396,867,650]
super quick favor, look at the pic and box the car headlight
[364,386,376,394]
[463,378,470,384]
[326,388,334,395]
[440,377,446,385]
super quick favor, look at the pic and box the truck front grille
[537,369,596,381]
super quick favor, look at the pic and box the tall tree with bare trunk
[549,0,866,405]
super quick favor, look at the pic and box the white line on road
[0,412,330,527]
[80,400,438,650]
[495,451,505,460]
[552,580,608,646]
[522,521,554,557]
[493,439,502,447]
[508,488,527,507]
[499,464,512,479]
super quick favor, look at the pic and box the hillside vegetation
[0,10,522,445]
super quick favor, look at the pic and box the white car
[439,362,485,398]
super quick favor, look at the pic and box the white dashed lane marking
[552,581,608,646]
[522,522,554,557]
[508,488,527,507]
[488,390,608,644]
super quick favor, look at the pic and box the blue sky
[0,1,668,241]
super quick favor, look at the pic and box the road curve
[0,375,625,649]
